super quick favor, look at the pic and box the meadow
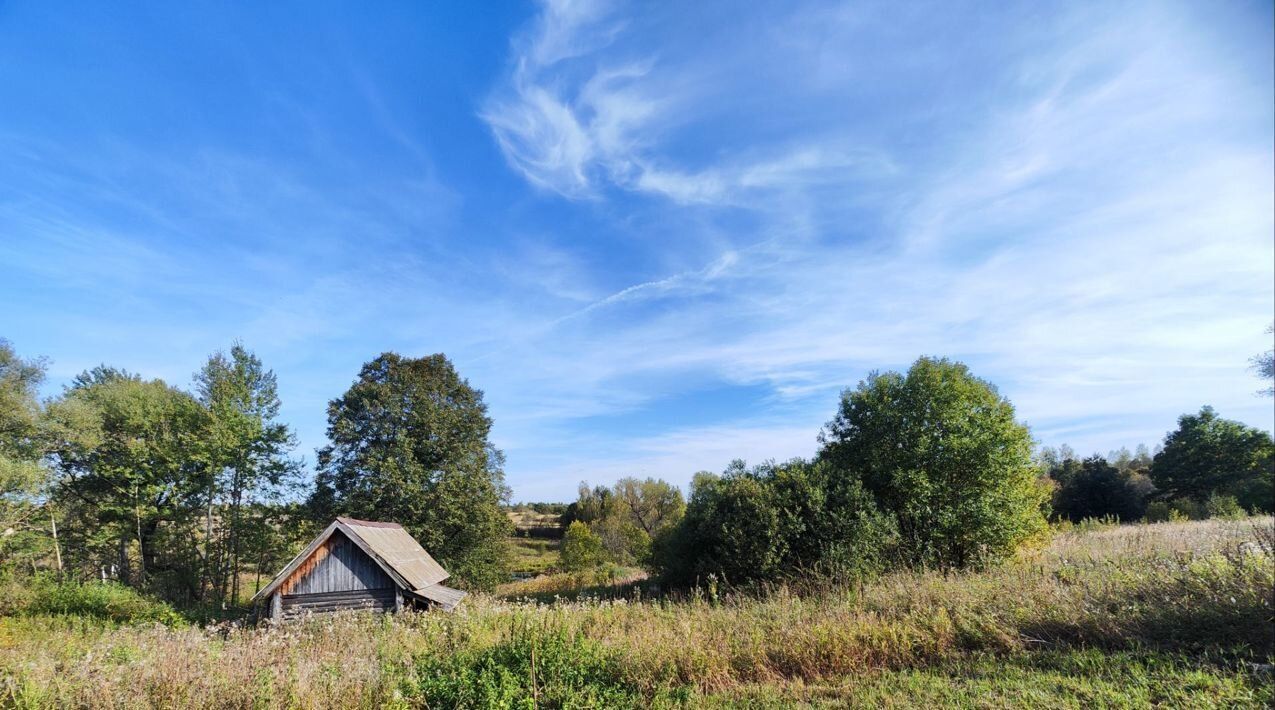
[1,518,1271,708]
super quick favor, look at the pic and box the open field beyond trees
[2,517,1271,708]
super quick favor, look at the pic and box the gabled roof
[338,517,451,589]
[251,517,464,609]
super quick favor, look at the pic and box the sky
[1,0,1272,501]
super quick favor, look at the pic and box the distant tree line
[509,502,569,515]
[1041,406,1273,524]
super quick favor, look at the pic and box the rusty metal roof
[251,517,461,608]
[337,517,450,590]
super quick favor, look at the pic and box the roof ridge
[336,516,404,529]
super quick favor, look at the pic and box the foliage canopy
[1151,406,1273,513]
[818,357,1049,568]
[310,352,511,590]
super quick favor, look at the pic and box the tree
[310,353,511,590]
[1050,455,1152,522]
[1107,445,1154,475]
[559,521,606,572]
[613,477,685,538]
[0,340,50,569]
[658,469,783,585]
[560,483,615,529]
[818,357,1048,569]
[1151,406,1274,513]
[565,477,686,566]
[47,373,209,597]
[194,343,300,604]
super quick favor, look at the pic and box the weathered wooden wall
[280,588,396,616]
[274,529,397,618]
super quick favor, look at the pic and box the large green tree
[310,353,511,590]
[818,357,1048,568]
[47,371,209,596]
[0,340,50,569]
[195,343,300,603]
[1150,406,1273,513]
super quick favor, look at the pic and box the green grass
[507,536,562,577]
[1,518,1271,708]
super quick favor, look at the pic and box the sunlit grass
[506,536,561,577]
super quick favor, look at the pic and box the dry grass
[2,518,1271,708]
[496,566,648,600]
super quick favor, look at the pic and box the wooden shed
[251,517,466,620]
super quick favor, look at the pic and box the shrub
[1206,494,1246,520]
[819,357,1049,568]
[655,459,898,587]
[657,471,782,585]
[0,574,185,625]
[1143,501,1172,523]
[1171,498,1207,521]
[560,521,607,572]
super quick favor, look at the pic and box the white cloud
[477,0,1274,496]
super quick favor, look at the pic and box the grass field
[1,518,1271,708]
[507,537,561,578]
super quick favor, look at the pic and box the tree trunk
[50,511,63,577]
[134,487,146,584]
[230,479,243,606]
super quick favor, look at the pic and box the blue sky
[2,0,1271,501]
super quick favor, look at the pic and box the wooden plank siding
[280,589,396,617]
[279,529,394,596]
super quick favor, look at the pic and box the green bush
[1143,501,1172,523]
[559,521,607,572]
[655,459,897,587]
[0,574,185,625]
[1205,494,1246,520]
[819,357,1049,569]
[1171,498,1207,521]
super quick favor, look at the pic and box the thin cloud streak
[476,0,1273,496]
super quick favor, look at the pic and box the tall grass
[0,574,184,626]
[1,518,1270,708]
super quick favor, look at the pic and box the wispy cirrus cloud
[472,0,1273,496]
[2,0,1269,501]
